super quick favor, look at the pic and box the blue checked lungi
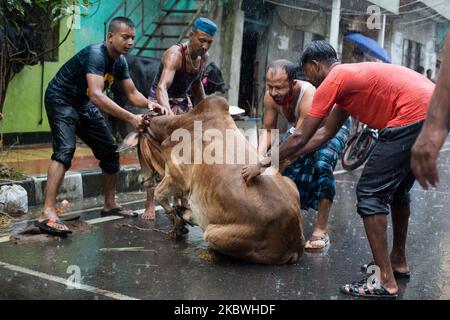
[281,118,352,210]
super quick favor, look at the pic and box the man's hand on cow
[130,114,149,132]
[411,127,448,189]
[148,100,174,116]
[241,163,262,184]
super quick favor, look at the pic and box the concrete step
[0,165,144,206]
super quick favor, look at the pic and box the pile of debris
[0,211,14,230]
[0,163,26,181]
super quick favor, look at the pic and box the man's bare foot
[141,208,155,220]
[390,253,410,275]
[38,211,69,231]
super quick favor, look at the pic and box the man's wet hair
[108,17,135,33]
[300,41,338,67]
[267,59,299,81]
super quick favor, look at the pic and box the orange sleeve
[308,74,342,119]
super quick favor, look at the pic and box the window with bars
[402,39,423,71]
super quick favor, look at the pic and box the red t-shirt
[308,62,435,129]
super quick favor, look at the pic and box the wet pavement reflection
[1,143,450,300]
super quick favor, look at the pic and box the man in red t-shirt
[242,41,435,299]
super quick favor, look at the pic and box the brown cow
[137,96,304,264]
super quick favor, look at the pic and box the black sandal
[36,219,72,236]
[340,278,398,300]
[361,261,411,279]
[100,207,138,218]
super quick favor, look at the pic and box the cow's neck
[148,115,186,142]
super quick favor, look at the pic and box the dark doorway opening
[238,22,259,117]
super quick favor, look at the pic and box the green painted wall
[75,0,193,57]
[2,19,75,134]
[2,0,196,135]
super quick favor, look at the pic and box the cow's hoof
[173,226,189,238]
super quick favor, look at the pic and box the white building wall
[390,17,437,73]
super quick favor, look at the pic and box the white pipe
[330,0,341,50]
[378,14,386,48]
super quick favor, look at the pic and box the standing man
[141,17,217,220]
[259,59,350,251]
[242,41,434,299]
[412,31,450,189]
[40,17,167,235]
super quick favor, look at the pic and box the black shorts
[356,120,424,217]
[44,93,119,174]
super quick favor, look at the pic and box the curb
[0,165,144,206]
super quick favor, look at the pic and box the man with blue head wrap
[143,17,217,221]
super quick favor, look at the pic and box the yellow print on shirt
[86,73,115,97]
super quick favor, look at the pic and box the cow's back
[142,96,304,264]
[156,96,304,264]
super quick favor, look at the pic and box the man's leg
[390,204,410,274]
[305,197,331,249]
[78,103,136,217]
[363,213,398,294]
[103,171,119,211]
[305,120,350,250]
[40,160,69,231]
[41,98,78,231]
[100,163,136,217]
[342,122,422,298]
[142,187,156,220]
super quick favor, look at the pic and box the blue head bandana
[194,17,217,36]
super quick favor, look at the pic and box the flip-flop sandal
[100,207,138,218]
[340,278,398,300]
[361,261,411,278]
[35,219,72,236]
[305,234,329,251]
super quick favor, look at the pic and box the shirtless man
[259,59,350,251]
[142,17,217,220]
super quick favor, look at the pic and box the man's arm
[156,47,182,111]
[411,31,450,189]
[86,74,147,131]
[120,78,171,115]
[287,107,349,162]
[241,115,322,183]
[242,77,339,183]
[278,116,323,161]
[257,92,279,157]
[191,53,208,103]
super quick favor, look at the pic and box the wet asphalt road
[1,140,450,300]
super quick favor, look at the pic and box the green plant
[0,0,96,116]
